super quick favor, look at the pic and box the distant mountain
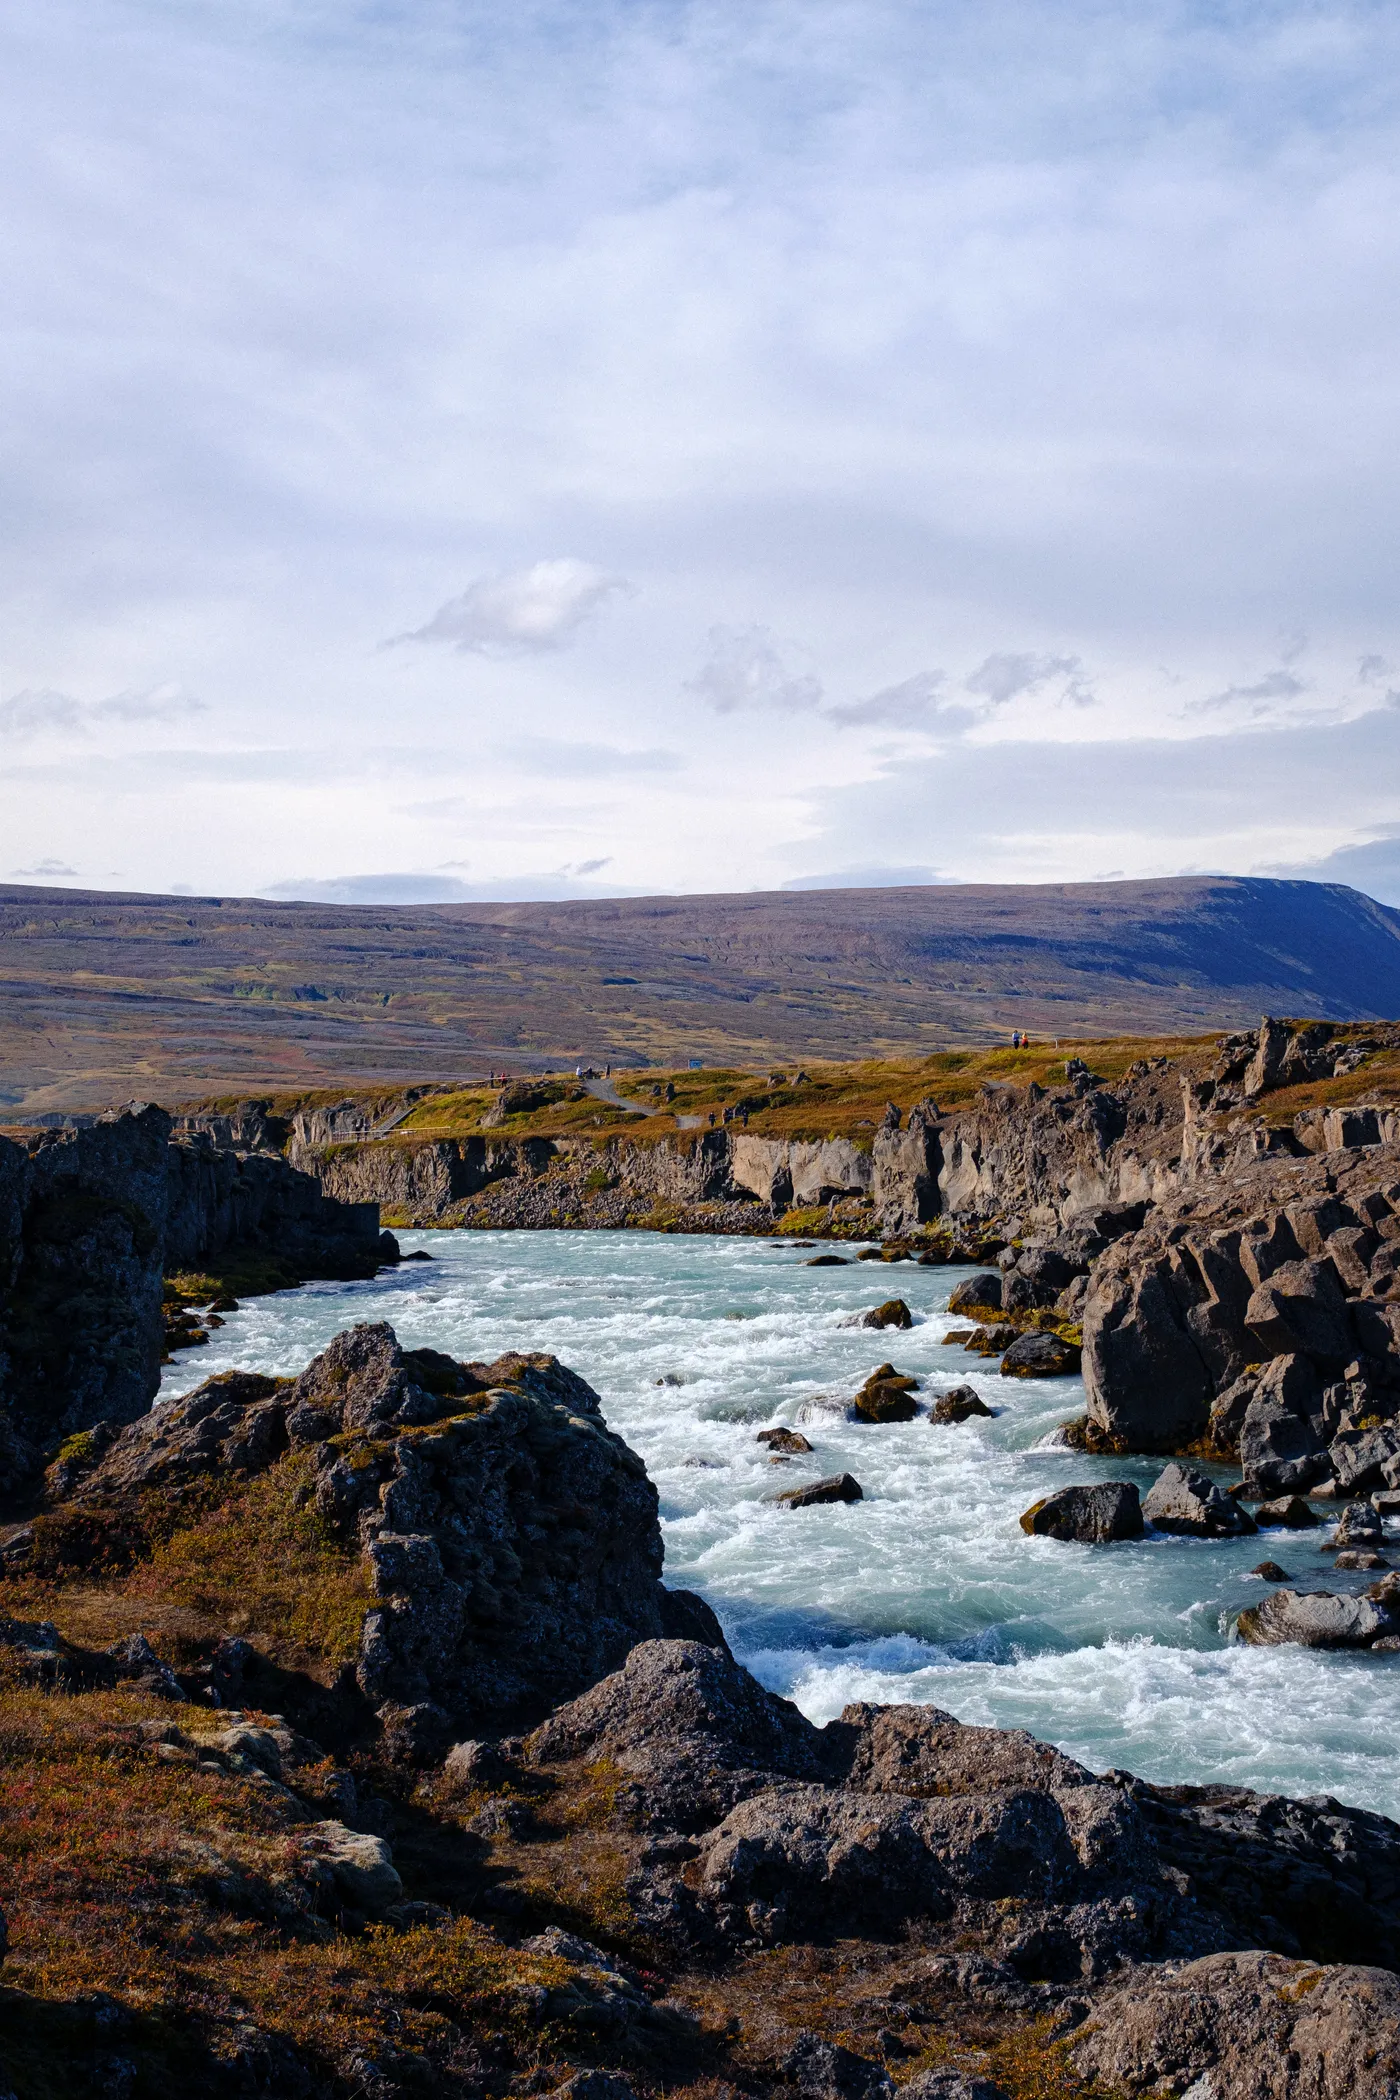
[2,874,1398,1114]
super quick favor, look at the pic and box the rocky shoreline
[2,1318,1398,2096]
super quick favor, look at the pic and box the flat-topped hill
[4,873,1400,1113]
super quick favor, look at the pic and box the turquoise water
[163,1229,1400,1816]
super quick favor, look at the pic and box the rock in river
[1236,1587,1400,1649]
[1142,1462,1257,1538]
[1255,1495,1321,1528]
[767,1473,864,1509]
[947,1273,1002,1317]
[756,1426,814,1453]
[999,1330,1082,1379]
[1019,1482,1144,1543]
[853,1365,920,1422]
[1333,1499,1385,1548]
[855,1298,913,1331]
[931,1385,993,1424]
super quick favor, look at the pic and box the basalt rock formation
[43,1321,722,1733]
[0,1105,391,1496]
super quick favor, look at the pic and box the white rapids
[161,1228,1400,1817]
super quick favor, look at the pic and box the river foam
[162,1228,1400,1815]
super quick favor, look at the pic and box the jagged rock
[1236,1587,1400,1648]
[932,1385,993,1424]
[963,1323,1020,1356]
[1019,1484,1144,1544]
[73,1370,288,1497]
[1334,1550,1390,1570]
[1245,1259,1354,1369]
[1255,1495,1321,1528]
[1082,1261,1215,1451]
[853,1366,919,1422]
[441,1738,514,1794]
[782,2034,893,2100]
[1332,1500,1385,1547]
[1000,1331,1081,1378]
[1142,1463,1256,1538]
[1207,1369,1260,1451]
[757,1426,814,1453]
[947,1274,1002,1317]
[1331,1422,1400,1494]
[524,1639,831,1831]
[1071,1950,1400,2098]
[1252,1561,1291,1581]
[1239,1355,1329,1499]
[106,1632,186,1701]
[857,1298,913,1331]
[769,1473,864,1508]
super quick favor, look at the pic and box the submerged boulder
[857,1298,913,1331]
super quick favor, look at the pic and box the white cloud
[965,654,1089,709]
[685,626,823,714]
[0,690,83,738]
[9,856,80,878]
[825,672,955,731]
[398,559,631,655]
[0,684,203,737]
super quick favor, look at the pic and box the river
[162,1228,1400,1815]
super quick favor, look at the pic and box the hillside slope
[2,874,1400,1113]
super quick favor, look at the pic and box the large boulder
[947,1274,1002,1317]
[1235,1587,1400,1649]
[1142,1463,1256,1538]
[1019,1483,1144,1543]
[853,1365,919,1421]
[1000,1331,1081,1379]
[1245,1259,1354,1369]
[1071,1950,1400,2098]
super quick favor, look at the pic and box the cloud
[90,685,206,724]
[1267,823,1400,908]
[965,654,1090,708]
[825,672,960,731]
[8,857,80,878]
[397,560,630,655]
[1359,655,1394,686]
[685,627,823,715]
[260,869,644,905]
[495,738,681,777]
[1192,669,1310,718]
[0,690,84,737]
[0,685,204,738]
[781,863,947,889]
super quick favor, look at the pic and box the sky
[3,0,1400,907]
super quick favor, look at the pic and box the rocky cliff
[0,1107,390,1495]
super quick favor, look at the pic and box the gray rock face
[0,1105,389,1494]
[1083,1145,1400,1456]
[1142,1463,1256,1538]
[1072,1950,1400,2098]
[1236,1587,1400,1649]
[1333,1499,1385,1546]
[1019,1483,1144,1543]
[1239,1354,1329,1498]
